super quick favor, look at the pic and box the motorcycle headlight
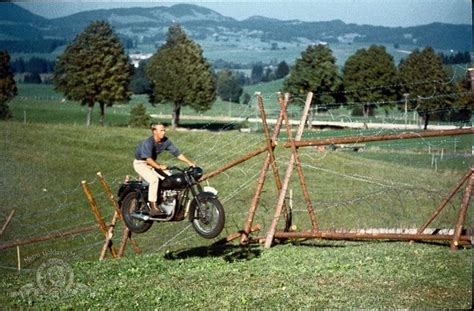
[191,166,203,180]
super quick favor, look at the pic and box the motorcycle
[117,166,225,239]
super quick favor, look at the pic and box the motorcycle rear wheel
[121,192,153,234]
[190,197,225,239]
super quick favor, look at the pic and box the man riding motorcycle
[133,123,195,216]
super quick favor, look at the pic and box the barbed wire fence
[1,79,472,271]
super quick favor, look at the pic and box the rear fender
[118,182,147,206]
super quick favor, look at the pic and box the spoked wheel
[121,192,153,234]
[190,197,225,239]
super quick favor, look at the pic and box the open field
[0,82,472,308]
[2,241,472,309]
[10,83,471,130]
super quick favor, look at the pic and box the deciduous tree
[275,61,290,79]
[343,45,399,118]
[283,44,343,124]
[53,21,132,126]
[146,24,216,129]
[399,47,453,129]
[217,69,243,103]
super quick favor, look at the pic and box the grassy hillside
[2,241,472,309]
[0,87,472,308]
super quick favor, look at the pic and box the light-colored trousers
[133,160,165,202]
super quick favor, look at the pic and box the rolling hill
[0,2,471,55]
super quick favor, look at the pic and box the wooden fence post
[264,92,314,249]
[240,93,287,244]
[81,180,118,259]
[450,171,473,251]
[97,172,141,256]
[0,209,15,236]
[418,168,473,234]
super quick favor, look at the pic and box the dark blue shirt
[135,136,180,160]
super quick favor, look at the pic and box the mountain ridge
[0,2,471,53]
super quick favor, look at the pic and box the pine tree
[146,24,216,130]
[283,44,343,122]
[399,47,453,129]
[53,21,132,127]
[0,50,17,120]
[250,63,264,84]
[128,103,152,128]
[343,45,399,118]
[275,61,290,79]
[216,69,243,103]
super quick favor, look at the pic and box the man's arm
[177,154,196,167]
[145,158,168,171]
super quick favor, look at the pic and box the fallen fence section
[269,231,471,245]
[0,225,98,250]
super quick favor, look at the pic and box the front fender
[197,191,218,200]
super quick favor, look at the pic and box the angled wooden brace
[264,92,316,249]
[450,168,473,251]
[97,172,141,257]
[81,180,118,259]
[240,93,288,244]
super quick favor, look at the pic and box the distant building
[129,53,153,68]
[313,40,328,46]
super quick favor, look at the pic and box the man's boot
[148,202,165,216]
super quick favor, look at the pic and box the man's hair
[151,123,164,131]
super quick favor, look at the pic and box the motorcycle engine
[159,190,179,215]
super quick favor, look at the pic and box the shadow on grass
[164,241,262,263]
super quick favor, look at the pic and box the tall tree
[53,21,132,126]
[283,44,343,124]
[0,50,17,120]
[275,61,290,79]
[449,71,473,122]
[343,45,399,118]
[216,69,243,103]
[146,24,216,129]
[250,63,264,84]
[399,47,453,129]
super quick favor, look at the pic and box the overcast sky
[14,0,472,27]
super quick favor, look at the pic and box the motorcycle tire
[190,197,225,239]
[121,192,153,234]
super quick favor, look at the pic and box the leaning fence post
[0,209,15,236]
[417,168,473,234]
[264,92,314,249]
[450,170,473,251]
[81,180,118,259]
[97,172,141,256]
[99,212,118,260]
[240,93,287,245]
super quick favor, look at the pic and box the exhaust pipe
[131,212,150,221]
[131,212,174,222]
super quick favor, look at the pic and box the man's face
[152,125,166,141]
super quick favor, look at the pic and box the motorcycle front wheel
[121,192,153,234]
[190,197,225,239]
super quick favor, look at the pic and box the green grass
[1,242,471,309]
[0,86,472,308]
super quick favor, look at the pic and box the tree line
[283,44,472,129]
[1,20,472,128]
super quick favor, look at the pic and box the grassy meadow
[0,83,472,309]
